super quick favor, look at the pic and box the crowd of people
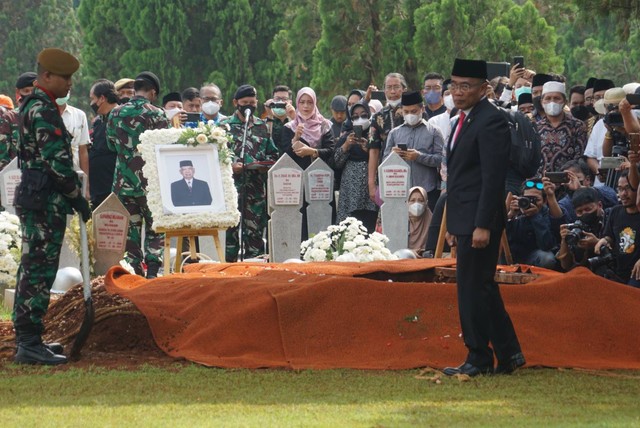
[1,47,639,368]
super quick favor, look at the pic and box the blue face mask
[515,86,531,100]
[424,90,441,105]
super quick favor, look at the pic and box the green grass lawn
[1,364,639,427]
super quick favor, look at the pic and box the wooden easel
[157,227,226,274]
[434,205,512,264]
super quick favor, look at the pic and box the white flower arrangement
[300,217,398,262]
[138,124,240,231]
[0,211,21,286]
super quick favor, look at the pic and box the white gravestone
[303,158,334,238]
[93,193,130,275]
[378,152,410,252]
[268,154,303,262]
[0,158,21,214]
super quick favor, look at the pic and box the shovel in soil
[70,175,94,360]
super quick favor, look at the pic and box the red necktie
[451,111,466,150]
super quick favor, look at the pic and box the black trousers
[455,231,521,367]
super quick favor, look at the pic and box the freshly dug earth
[0,277,179,369]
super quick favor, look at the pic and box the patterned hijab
[286,87,331,148]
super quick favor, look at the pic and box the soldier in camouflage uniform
[107,71,169,278]
[0,106,19,171]
[222,85,279,262]
[13,48,91,365]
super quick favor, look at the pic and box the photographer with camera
[505,178,559,269]
[264,85,296,155]
[594,171,640,287]
[556,187,609,272]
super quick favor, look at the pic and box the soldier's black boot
[44,342,64,354]
[15,334,67,365]
[146,262,160,279]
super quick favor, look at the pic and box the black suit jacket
[171,178,213,206]
[446,98,509,235]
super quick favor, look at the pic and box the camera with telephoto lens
[604,107,629,156]
[517,195,538,210]
[587,245,615,271]
[564,220,591,249]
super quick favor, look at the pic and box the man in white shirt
[58,94,90,176]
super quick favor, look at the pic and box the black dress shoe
[15,343,67,365]
[45,342,64,355]
[495,352,526,374]
[443,362,493,377]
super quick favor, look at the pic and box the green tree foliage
[413,0,562,77]
[0,0,82,100]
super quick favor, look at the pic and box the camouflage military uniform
[221,113,279,261]
[106,95,169,274]
[0,106,19,170]
[13,87,80,337]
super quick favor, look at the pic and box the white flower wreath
[138,125,240,231]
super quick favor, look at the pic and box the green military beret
[37,48,79,76]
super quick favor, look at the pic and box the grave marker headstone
[378,152,410,252]
[303,158,333,237]
[268,154,303,262]
[92,193,130,275]
[0,158,21,214]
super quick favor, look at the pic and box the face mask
[119,97,130,105]
[403,113,421,126]
[387,98,401,108]
[202,101,220,116]
[238,104,255,117]
[571,105,590,121]
[272,107,286,117]
[543,102,563,117]
[408,202,426,217]
[352,117,370,131]
[424,90,441,105]
[515,86,532,99]
[90,102,100,115]
[532,96,543,115]
[165,108,181,120]
[443,94,455,111]
[578,210,600,226]
[56,93,70,106]
[587,105,598,115]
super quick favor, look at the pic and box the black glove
[70,195,92,222]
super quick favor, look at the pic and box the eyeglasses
[384,85,403,91]
[423,85,442,91]
[525,180,544,190]
[273,97,289,102]
[352,114,370,121]
[449,82,484,92]
[616,185,634,193]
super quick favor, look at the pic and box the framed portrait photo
[139,128,240,230]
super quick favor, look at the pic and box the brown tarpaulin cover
[104,260,640,370]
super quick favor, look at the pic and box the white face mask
[165,108,181,120]
[56,92,70,106]
[443,94,455,111]
[202,101,220,116]
[403,113,421,126]
[543,101,563,117]
[387,98,401,108]
[352,117,370,130]
[408,202,426,217]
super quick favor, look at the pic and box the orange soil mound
[103,262,640,370]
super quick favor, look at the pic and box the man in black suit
[443,58,525,377]
[170,160,213,206]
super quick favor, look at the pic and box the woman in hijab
[407,186,433,256]
[334,100,378,233]
[281,87,335,170]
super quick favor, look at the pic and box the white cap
[623,82,640,95]
[541,81,566,97]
